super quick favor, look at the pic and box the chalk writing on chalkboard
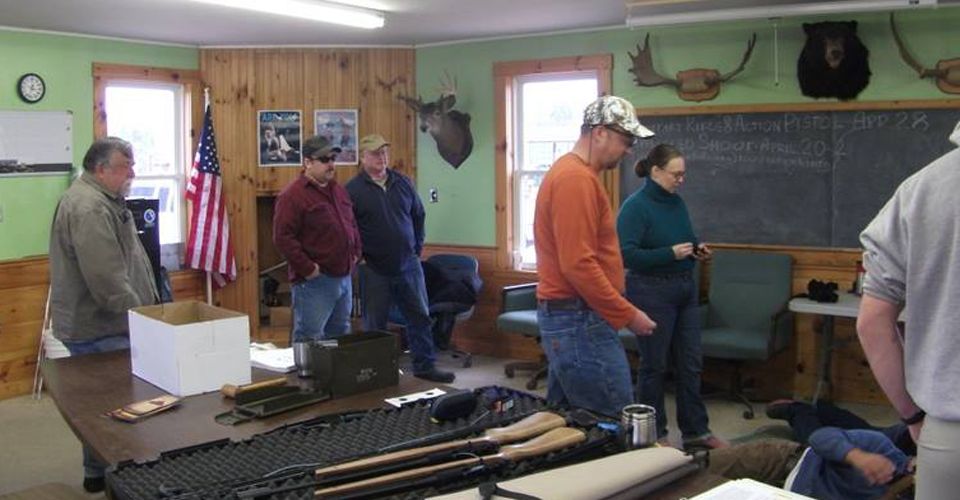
[621,106,959,248]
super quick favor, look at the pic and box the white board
[0,110,73,176]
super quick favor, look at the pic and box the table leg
[812,315,835,405]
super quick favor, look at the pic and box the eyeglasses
[604,126,637,148]
[660,168,686,180]
[312,154,337,164]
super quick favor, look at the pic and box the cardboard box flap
[133,301,246,326]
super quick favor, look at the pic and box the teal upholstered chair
[497,283,548,390]
[700,250,794,419]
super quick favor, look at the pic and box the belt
[628,269,693,281]
[538,297,589,312]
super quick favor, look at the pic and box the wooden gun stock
[315,427,586,498]
[314,411,566,479]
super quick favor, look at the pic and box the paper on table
[249,346,295,372]
[689,479,814,500]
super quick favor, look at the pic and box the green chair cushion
[496,310,540,338]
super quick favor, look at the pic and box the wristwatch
[901,410,925,425]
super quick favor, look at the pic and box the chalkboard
[620,105,960,248]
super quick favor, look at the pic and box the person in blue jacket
[346,134,454,384]
[708,427,913,499]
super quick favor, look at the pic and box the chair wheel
[525,379,539,390]
[505,367,515,378]
[743,410,755,419]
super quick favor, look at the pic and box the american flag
[185,104,236,287]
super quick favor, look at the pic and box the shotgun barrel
[314,411,566,479]
[315,427,586,498]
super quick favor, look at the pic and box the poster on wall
[258,110,302,167]
[314,109,358,165]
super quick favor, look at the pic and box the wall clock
[17,73,46,103]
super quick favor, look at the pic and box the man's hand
[306,264,321,280]
[672,242,694,260]
[626,309,657,336]
[845,448,896,486]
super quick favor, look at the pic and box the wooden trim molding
[493,54,614,272]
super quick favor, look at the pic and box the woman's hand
[693,243,713,261]
[672,242,695,260]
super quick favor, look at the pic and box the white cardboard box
[129,301,251,396]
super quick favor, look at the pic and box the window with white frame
[104,83,188,254]
[512,72,599,269]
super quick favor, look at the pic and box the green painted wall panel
[415,9,960,247]
[0,29,197,261]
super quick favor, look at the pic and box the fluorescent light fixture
[190,0,385,29]
[626,0,941,27]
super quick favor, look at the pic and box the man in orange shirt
[533,95,657,417]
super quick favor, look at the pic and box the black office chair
[422,254,482,368]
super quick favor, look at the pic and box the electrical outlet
[428,188,438,203]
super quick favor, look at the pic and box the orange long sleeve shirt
[534,153,636,329]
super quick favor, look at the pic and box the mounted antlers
[890,13,960,94]
[398,71,474,169]
[629,33,757,102]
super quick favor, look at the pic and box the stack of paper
[691,478,814,500]
[249,346,295,373]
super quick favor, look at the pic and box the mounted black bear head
[797,21,871,101]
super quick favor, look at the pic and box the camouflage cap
[302,135,342,159]
[359,134,390,154]
[582,95,655,139]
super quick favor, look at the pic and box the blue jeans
[291,273,352,343]
[626,271,711,442]
[62,334,130,479]
[361,262,436,374]
[536,305,634,418]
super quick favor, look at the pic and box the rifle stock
[315,427,586,498]
[314,411,566,479]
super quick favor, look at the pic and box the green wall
[0,30,197,261]
[414,9,960,247]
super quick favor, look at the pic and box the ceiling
[0,0,634,47]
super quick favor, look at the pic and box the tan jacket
[49,173,158,342]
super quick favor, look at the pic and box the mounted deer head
[398,72,474,169]
[890,13,960,95]
[629,33,757,102]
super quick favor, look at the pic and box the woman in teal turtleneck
[617,144,727,450]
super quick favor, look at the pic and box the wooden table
[41,349,442,465]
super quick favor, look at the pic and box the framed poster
[258,110,302,167]
[314,109,358,165]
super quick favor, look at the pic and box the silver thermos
[621,404,657,449]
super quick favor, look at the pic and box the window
[494,55,615,272]
[105,83,186,246]
[93,64,201,271]
[512,74,598,268]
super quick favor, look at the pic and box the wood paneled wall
[426,242,887,405]
[0,257,204,400]
[199,48,416,337]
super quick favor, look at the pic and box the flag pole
[203,86,213,305]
